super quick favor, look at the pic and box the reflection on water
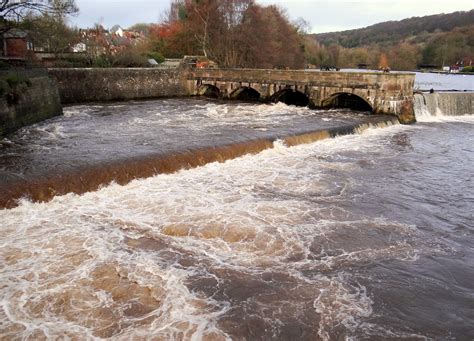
[0,100,473,339]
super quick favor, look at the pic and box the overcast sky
[70,0,473,33]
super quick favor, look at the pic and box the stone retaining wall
[0,74,62,136]
[48,68,188,104]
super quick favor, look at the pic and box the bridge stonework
[186,69,416,123]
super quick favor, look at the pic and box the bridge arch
[198,84,220,98]
[230,86,261,101]
[321,92,373,112]
[270,89,309,107]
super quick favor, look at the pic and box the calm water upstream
[0,97,473,339]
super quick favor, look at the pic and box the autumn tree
[325,44,341,66]
[378,53,389,69]
[148,19,196,58]
[389,43,420,70]
[307,11,474,70]
[127,23,152,36]
[421,25,474,66]
[261,5,305,68]
[152,0,305,69]
[351,47,369,66]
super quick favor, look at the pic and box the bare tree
[155,0,305,69]
[186,0,253,66]
[1,0,78,33]
[24,12,77,54]
[293,17,311,34]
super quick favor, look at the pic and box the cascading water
[1,96,474,340]
[0,99,397,208]
[414,92,473,120]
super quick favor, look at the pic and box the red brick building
[1,29,32,59]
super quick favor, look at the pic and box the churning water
[1,98,473,339]
[0,99,395,208]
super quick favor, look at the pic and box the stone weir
[0,114,398,209]
[414,92,474,117]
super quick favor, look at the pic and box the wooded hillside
[308,10,474,70]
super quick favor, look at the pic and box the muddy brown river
[0,99,473,339]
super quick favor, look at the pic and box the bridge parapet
[186,69,416,123]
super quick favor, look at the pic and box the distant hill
[306,10,474,70]
[312,10,474,48]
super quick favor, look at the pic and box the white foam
[416,114,474,123]
[0,122,431,339]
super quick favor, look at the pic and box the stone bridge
[186,69,416,123]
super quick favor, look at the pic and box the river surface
[0,99,391,183]
[1,99,473,340]
[341,68,474,92]
[0,100,394,208]
[414,72,473,92]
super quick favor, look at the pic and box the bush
[462,66,474,73]
[112,49,149,67]
[54,54,92,68]
[146,51,165,64]
[92,56,113,68]
[1,73,32,105]
[5,74,32,88]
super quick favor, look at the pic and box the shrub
[1,73,32,105]
[146,51,165,64]
[5,74,32,88]
[92,56,113,68]
[54,54,92,68]
[112,50,149,67]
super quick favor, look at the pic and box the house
[75,25,145,56]
[458,58,473,71]
[72,42,87,53]
[1,29,33,59]
[76,26,111,58]
[110,25,124,38]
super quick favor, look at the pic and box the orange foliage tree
[379,53,389,69]
[151,0,305,69]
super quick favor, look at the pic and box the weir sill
[0,117,398,209]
